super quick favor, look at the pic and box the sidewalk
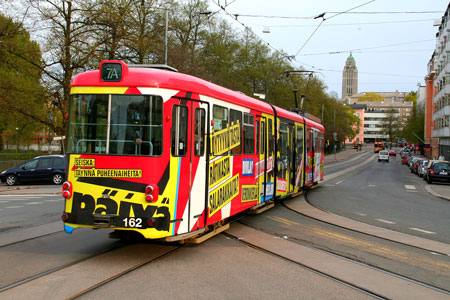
[0,184,61,194]
[324,147,367,164]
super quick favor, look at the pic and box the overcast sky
[207,0,447,98]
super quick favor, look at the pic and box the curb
[424,185,450,201]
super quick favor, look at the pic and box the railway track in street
[225,221,450,300]
[1,238,182,300]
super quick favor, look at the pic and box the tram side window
[296,125,304,163]
[194,108,206,156]
[278,122,288,179]
[212,105,229,155]
[268,119,273,155]
[230,109,242,155]
[243,113,254,154]
[171,105,188,156]
[260,121,265,154]
[213,105,228,131]
[256,120,260,154]
[316,131,324,153]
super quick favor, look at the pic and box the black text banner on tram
[211,123,240,156]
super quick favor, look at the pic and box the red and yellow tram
[61,61,324,241]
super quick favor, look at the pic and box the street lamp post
[15,127,19,153]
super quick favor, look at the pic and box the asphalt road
[1,153,450,298]
[311,152,450,244]
[0,189,63,233]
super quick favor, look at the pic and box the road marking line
[5,206,24,209]
[0,201,10,203]
[45,199,61,202]
[336,180,343,185]
[355,212,367,216]
[26,202,43,205]
[368,184,376,187]
[267,216,300,226]
[376,218,396,224]
[404,185,416,190]
[325,184,335,187]
[410,227,436,235]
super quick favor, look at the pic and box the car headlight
[1,170,6,175]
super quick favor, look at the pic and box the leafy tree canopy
[0,13,45,150]
[357,92,384,102]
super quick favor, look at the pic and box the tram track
[0,241,183,300]
[0,238,128,293]
[225,221,450,300]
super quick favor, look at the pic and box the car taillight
[145,184,158,203]
[430,170,434,175]
[62,181,72,199]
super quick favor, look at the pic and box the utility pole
[164,9,168,65]
[333,110,337,160]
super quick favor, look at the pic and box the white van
[378,150,389,162]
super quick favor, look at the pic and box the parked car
[408,157,420,169]
[378,150,389,162]
[417,159,429,177]
[425,161,450,184]
[423,160,441,181]
[401,156,409,165]
[411,158,425,174]
[0,155,66,186]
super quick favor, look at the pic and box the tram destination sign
[101,62,122,82]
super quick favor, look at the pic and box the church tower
[342,53,358,103]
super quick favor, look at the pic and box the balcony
[433,105,450,120]
[433,127,450,138]
[434,85,450,103]
[436,63,450,83]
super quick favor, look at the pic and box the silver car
[378,150,389,162]
[417,159,429,177]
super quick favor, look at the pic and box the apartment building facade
[429,4,450,160]
[345,93,413,143]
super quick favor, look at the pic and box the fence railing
[0,160,26,173]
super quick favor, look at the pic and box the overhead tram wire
[231,11,444,19]
[298,39,436,56]
[251,19,438,28]
[292,0,375,59]
[210,0,282,55]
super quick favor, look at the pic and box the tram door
[171,99,208,235]
[287,124,295,193]
[294,124,304,190]
[277,121,294,196]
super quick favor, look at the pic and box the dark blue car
[0,155,66,186]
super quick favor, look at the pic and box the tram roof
[71,61,322,128]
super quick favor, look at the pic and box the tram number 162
[123,217,143,228]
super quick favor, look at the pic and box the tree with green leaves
[357,92,384,102]
[0,14,45,150]
[381,109,400,143]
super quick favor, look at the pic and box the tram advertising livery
[61,60,325,241]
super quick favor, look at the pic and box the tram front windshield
[68,94,163,156]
